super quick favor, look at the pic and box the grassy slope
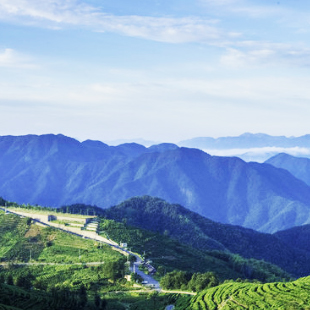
[185,276,310,310]
[0,213,126,294]
[0,282,78,310]
[99,218,290,282]
[0,213,120,264]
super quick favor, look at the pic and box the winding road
[1,207,160,289]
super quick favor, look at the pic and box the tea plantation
[185,277,310,310]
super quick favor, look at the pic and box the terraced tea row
[189,277,310,309]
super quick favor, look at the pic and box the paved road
[134,262,160,289]
[124,248,160,289]
[2,207,160,289]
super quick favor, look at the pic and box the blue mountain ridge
[1,134,310,233]
[179,133,310,149]
[266,153,310,186]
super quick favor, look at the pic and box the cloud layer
[1,0,310,142]
[0,0,226,43]
[0,48,34,68]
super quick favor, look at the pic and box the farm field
[0,212,129,295]
[186,277,310,310]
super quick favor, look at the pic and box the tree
[131,272,143,283]
[16,275,32,290]
[0,197,6,206]
[150,291,159,310]
[6,275,14,285]
[188,272,219,292]
[94,294,101,308]
[128,255,137,266]
[160,270,191,290]
[103,259,126,283]
[156,265,165,276]
[78,284,88,308]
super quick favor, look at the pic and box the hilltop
[2,134,310,233]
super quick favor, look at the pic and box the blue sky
[0,0,310,143]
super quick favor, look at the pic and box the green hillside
[0,202,303,310]
[0,212,132,309]
[184,277,310,310]
[103,195,310,277]
[0,282,81,310]
[0,210,193,309]
[0,212,122,264]
[1,201,290,283]
[98,217,290,283]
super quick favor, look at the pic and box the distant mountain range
[103,196,310,277]
[266,153,310,186]
[1,134,310,233]
[105,133,310,162]
[179,133,310,149]
[178,133,310,162]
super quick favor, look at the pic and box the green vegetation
[0,213,120,264]
[103,195,310,277]
[99,217,290,283]
[160,270,219,292]
[183,276,310,310]
[0,282,82,310]
[0,212,132,309]
[1,198,308,310]
[0,206,193,310]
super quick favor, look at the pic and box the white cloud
[220,48,275,67]
[0,48,35,68]
[97,15,223,43]
[220,41,310,68]
[202,147,310,162]
[0,0,225,43]
[0,0,96,23]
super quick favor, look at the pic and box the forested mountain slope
[1,134,310,233]
[103,196,310,277]
[274,224,310,253]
